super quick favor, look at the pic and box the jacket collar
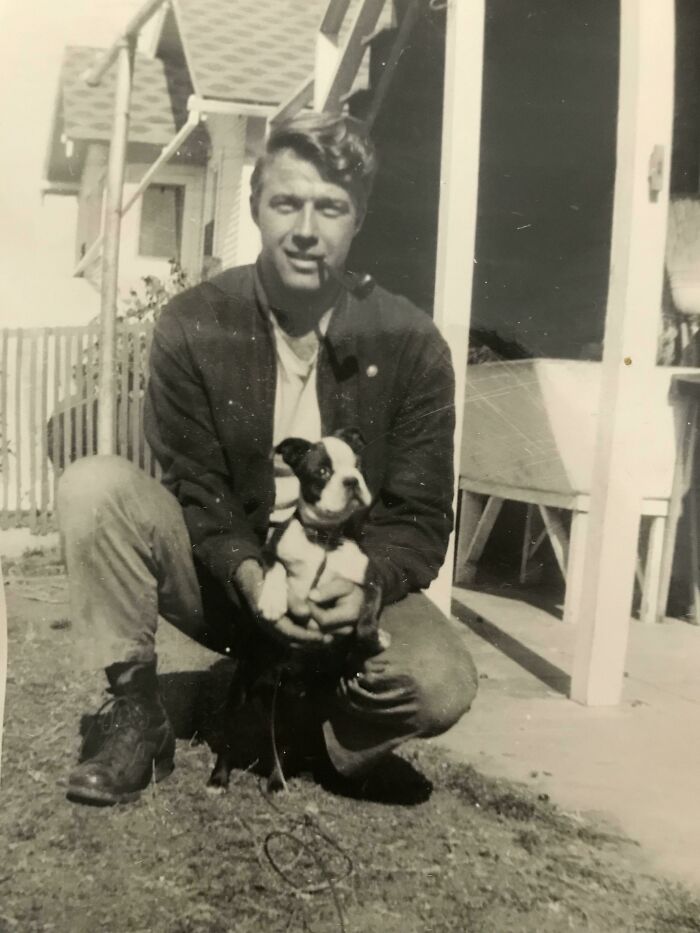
[252,260,360,378]
[209,261,364,381]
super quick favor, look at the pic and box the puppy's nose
[343,476,359,491]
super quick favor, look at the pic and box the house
[35,0,694,710]
[41,0,392,302]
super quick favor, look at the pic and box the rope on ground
[264,828,350,933]
[248,679,355,933]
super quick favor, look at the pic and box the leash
[262,674,352,933]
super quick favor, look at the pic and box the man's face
[252,148,361,297]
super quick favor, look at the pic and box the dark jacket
[144,264,455,607]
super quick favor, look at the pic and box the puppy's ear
[333,427,365,455]
[275,437,313,474]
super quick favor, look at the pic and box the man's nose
[291,204,318,248]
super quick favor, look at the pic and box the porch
[441,582,700,890]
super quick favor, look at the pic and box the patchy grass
[2,553,700,933]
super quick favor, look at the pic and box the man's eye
[321,204,348,218]
[270,198,300,213]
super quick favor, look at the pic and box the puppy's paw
[377,628,391,651]
[207,757,231,794]
[257,564,288,621]
[258,588,288,621]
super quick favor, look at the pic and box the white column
[97,38,134,456]
[570,0,675,704]
[209,115,246,269]
[427,0,486,615]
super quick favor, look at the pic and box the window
[139,184,184,259]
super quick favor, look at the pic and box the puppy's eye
[319,466,330,479]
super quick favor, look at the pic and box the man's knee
[57,455,141,516]
[411,647,478,738]
[379,594,479,738]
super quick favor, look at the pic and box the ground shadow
[78,660,433,806]
[452,600,571,696]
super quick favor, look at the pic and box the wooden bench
[455,359,698,625]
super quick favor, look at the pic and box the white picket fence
[0,321,158,531]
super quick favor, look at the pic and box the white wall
[119,160,205,296]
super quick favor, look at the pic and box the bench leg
[657,399,697,623]
[454,492,503,587]
[563,509,588,625]
[538,505,569,580]
[688,486,700,626]
[519,504,535,584]
[639,514,666,625]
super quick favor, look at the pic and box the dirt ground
[2,549,700,933]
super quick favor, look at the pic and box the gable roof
[44,0,393,185]
[62,46,193,146]
[45,45,207,184]
[171,0,328,104]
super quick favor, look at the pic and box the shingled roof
[45,0,390,185]
[61,46,193,146]
[44,44,207,184]
[171,0,328,104]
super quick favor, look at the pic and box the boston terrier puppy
[258,428,388,652]
[206,428,388,794]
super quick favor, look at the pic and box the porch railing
[0,320,157,532]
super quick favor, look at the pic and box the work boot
[67,660,175,806]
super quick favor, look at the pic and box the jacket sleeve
[144,303,263,595]
[359,327,455,605]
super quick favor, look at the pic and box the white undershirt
[268,307,333,523]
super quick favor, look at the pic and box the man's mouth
[284,251,324,271]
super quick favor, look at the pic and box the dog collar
[297,517,343,550]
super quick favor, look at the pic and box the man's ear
[275,437,313,474]
[333,427,365,456]
[250,194,260,226]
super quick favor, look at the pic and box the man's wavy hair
[250,111,378,221]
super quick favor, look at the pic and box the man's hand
[234,559,330,649]
[307,578,365,638]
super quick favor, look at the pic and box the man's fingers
[326,624,355,638]
[308,601,356,627]
[271,615,331,646]
[309,577,355,605]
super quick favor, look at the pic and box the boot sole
[66,757,175,807]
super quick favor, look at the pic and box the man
[57,112,478,806]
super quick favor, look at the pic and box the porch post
[427,0,485,615]
[570,0,675,704]
[97,38,134,456]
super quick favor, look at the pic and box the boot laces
[80,694,156,764]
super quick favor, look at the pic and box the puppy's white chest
[322,540,368,587]
[275,522,369,618]
[276,521,324,574]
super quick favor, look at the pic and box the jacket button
[366,364,378,378]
